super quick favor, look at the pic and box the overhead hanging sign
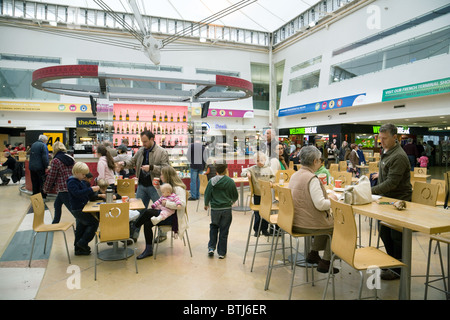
[278,93,366,117]
[0,101,91,113]
[382,77,450,101]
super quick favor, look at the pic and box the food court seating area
[0,166,448,300]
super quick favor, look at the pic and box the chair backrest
[412,181,439,206]
[368,161,379,174]
[259,180,274,222]
[288,161,294,170]
[329,163,339,173]
[247,174,255,196]
[339,160,347,172]
[18,151,27,161]
[117,179,135,198]
[276,169,295,183]
[99,202,130,242]
[275,186,294,235]
[430,179,446,204]
[330,199,356,267]
[331,171,352,187]
[199,174,208,196]
[30,193,45,230]
[414,167,427,176]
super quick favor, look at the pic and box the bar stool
[424,233,450,300]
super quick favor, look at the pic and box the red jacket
[43,156,74,194]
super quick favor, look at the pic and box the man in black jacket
[0,151,16,185]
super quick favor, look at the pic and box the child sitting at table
[67,162,100,255]
[150,183,183,225]
[241,151,275,236]
[89,178,122,201]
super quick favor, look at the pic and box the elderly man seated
[0,151,17,185]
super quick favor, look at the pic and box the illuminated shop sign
[373,126,410,134]
[289,127,317,134]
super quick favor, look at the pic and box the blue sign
[278,93,366,117]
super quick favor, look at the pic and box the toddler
[151,183,182,225]
[417,152,429,168]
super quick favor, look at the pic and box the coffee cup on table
[122,196,129,202]
[335,180,342,188]
[318,173,327,185]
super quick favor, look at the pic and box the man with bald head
[29,135,50,199]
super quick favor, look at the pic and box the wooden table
[352,197,450,300]
[83,198,145,261]
[356,165,369,175]
[231,177,250,212]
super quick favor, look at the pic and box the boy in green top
[204,162,239,259]
[315,158,331,184]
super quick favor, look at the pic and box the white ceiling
[38,0,322,32]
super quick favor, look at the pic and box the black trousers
[134,209,174,245]
[379,224,403,273]
[30,169,47,198]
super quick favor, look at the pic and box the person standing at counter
[96,145,116,188]
[187,137,205,201]
[29,135,49,199]
[118,130,169,209]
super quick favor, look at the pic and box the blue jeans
[208,208,232,256]
[136,184,160,211]
[53,191,71,224]
[190,168,201,199]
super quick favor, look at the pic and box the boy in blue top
[204,162,238,259]
[67,162,100,255]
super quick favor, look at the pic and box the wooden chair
[18,151,27,162]
[117,178,136,198]
[429,179,445,206]
[196,174,209,212]
[331,171,352,187]
[323,200,405,300]
[329,163,339,173]
[243,175,261,264]
[153,191,192,259]
[275,169,295,184]
[250,180,279,272]
[28,193,74,267]
[424,232,450,299]
[411,181,439,207]
[339,160,347,172]
[368,161,379,174]
[414,167,427,176]
[95,202,138,280]
[267,186,331,299]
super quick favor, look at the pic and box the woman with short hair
[288,146,338,273]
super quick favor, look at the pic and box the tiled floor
[0,167,449,300]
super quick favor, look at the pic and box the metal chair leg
[28,232,37,267]
[243,212,255,264]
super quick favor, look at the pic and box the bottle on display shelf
[144,123,147,131]
[126,124,129,134]
[164,111,168,122]
[131,125,134,135]
[113,112,116,121]
[170,113,173,122]
[114,137,118,145]
[183,112,186,122]
[159,112,162,122]
[119,111,122,121]
[157,125,161,134]
[136,112,139,121]
[126,109,130,121]
[177,113,180,122]
[153,110,156,122]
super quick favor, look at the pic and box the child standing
[417,152,429,168]
[150,183,182,225]
[67,162,100,255]
[204,162,239,259]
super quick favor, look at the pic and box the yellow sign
[0,101,91,113]
[44,132,64,151]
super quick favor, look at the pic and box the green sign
[382,77,450,101]
[289,127,317,135]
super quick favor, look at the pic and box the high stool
[424,233,450,300]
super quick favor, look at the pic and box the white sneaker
[151,216,161,225]
[218,255,225,259]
